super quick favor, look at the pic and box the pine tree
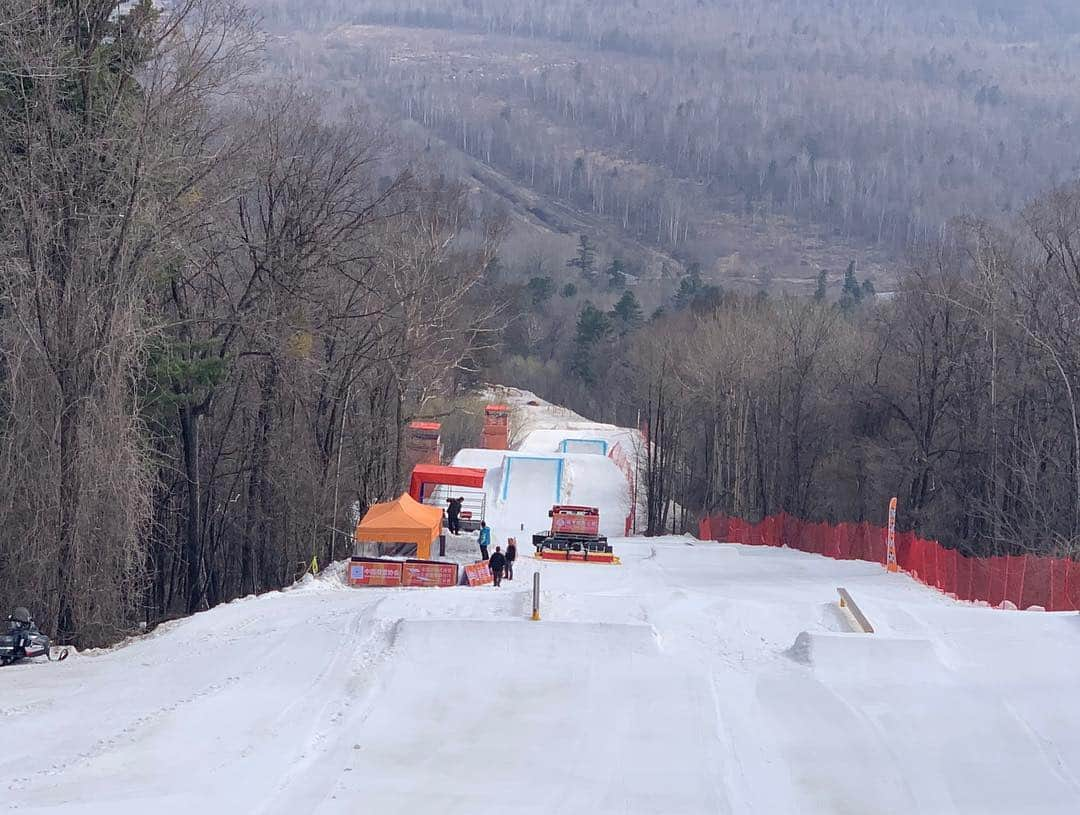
[840,261,864,313]
[606,258,627,290]
[566,234,597,280]
[575,303,613,345]
[611,290,643,334]
[527,276,556,308]
[673,275,701,310]
[673,262,705,310]
[842,261,860,298]
[561,282,577,298]
[569,303,612,384]
[814,270,828,302]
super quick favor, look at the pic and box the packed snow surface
[4,388,1079,813]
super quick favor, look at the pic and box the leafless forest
[2,1,1080,645]
[253,0,1080,294]
[0,1,500,644]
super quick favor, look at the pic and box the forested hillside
[247,0,1079,559]
[0,0,501,645]
[253,0,1080,294]
[490,196,1080,564]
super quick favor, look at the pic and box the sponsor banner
[551,513,599,536]
[464,561,494,586]
[348,559,403,587]
[403,560,459,588]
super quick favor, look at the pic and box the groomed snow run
[4,390,1080,814]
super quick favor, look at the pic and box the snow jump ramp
[319,620,728,814]
[491,455,566,539]
[773,630,1078,813]
[786,631,946,685]
[559,438,609,455]
[498,455,564,503]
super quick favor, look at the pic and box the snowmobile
[0,607,67,666]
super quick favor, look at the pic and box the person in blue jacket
[478,522,491,560]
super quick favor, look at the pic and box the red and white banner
[348,559,403,587]
[402,561,459,588]
[551,511,600,537]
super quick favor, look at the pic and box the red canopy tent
[409,464,487,503]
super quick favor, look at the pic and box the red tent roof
[409,464,487,501]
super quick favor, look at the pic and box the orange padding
[536,551,619,565]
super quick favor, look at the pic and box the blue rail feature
[558,438,609,455]
[500,456,565,503]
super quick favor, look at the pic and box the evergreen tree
[569,303,612,384]
[840,261,864,313]
[611,290,643,334]
[561,282,577,298]
[673,274,701,310]
[527,276,556,308]
[575,303,612,345]
[842,261,860,296]
[566,234,597,280]
[814,270,828,302]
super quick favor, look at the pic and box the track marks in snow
[6,674,242,794]
[251,609,404,815]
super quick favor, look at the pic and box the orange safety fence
[699,512,1080,612]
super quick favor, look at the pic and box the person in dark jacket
[505,539,517,580]
[489,546,507,587]
[446,497,464,535]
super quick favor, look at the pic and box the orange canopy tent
[409,464,487,502]
[354,493,443,561]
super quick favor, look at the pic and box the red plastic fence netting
[700,512,1080,612]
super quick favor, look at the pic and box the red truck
[532,505,617,564]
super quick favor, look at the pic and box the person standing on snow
[505,538,517,580]
[478,521,491,560]
[489,546,507,587]
[446,497,464,535]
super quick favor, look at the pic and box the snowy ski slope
[3,390,1079,814]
